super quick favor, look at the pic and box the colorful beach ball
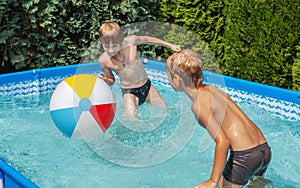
[49,74,116,139]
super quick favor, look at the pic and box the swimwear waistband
[231,142,270,155]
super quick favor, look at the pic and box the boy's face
[102,41,122,57]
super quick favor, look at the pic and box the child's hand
[194,180,217,188]
[98,73,110,84]
[98,73,107,80]
[171,44,181,52]
[98,73,114,86]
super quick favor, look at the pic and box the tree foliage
[221,0,299,89]
[157,0,299,90]
[157,0,224,73]
[293,43,300,91]
[0,0,156,73]
[1,0,299,90]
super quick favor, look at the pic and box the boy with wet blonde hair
[98,22,180,117]
[166,49,271,188]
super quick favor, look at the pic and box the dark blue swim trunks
[121,79,151,106]
[222,142,271,185]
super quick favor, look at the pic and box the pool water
[0,80,299,188]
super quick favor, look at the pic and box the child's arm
[98,55,115,86]
[98,66,115,86]
[208,129,230,186]
[192,103,230,187]
[129,35,181,51]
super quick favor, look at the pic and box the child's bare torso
[100,40,148,89]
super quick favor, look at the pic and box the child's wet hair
[167,49,204,88]
[99,22,124,44]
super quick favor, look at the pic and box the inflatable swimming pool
[0,59,299,187]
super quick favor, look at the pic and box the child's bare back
[192,85,267,151]
[166,49,271,188]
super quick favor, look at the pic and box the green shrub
[157,0,299,90]
[0,0,156,73]
[221,0,299,90]
[157,0,225,73]
[293,44,300,91]
[1,0,299,90]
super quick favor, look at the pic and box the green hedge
[1,0,299,91]
[158,0,299,91]
[0,0,156,73]
[293,44,300,91]
[157,0,224,73]
[221,0,299,90]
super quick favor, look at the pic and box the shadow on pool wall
[0,59,299,188]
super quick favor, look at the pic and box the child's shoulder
[124,35,139,44]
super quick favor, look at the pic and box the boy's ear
[173,74,181,87]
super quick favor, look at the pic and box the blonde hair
[99,22,124,44]
[166,49,204,89]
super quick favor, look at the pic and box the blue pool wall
[1,59,299,120]
[0,158,38,188]
[1,60,299,104]
[0,59,299,187]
